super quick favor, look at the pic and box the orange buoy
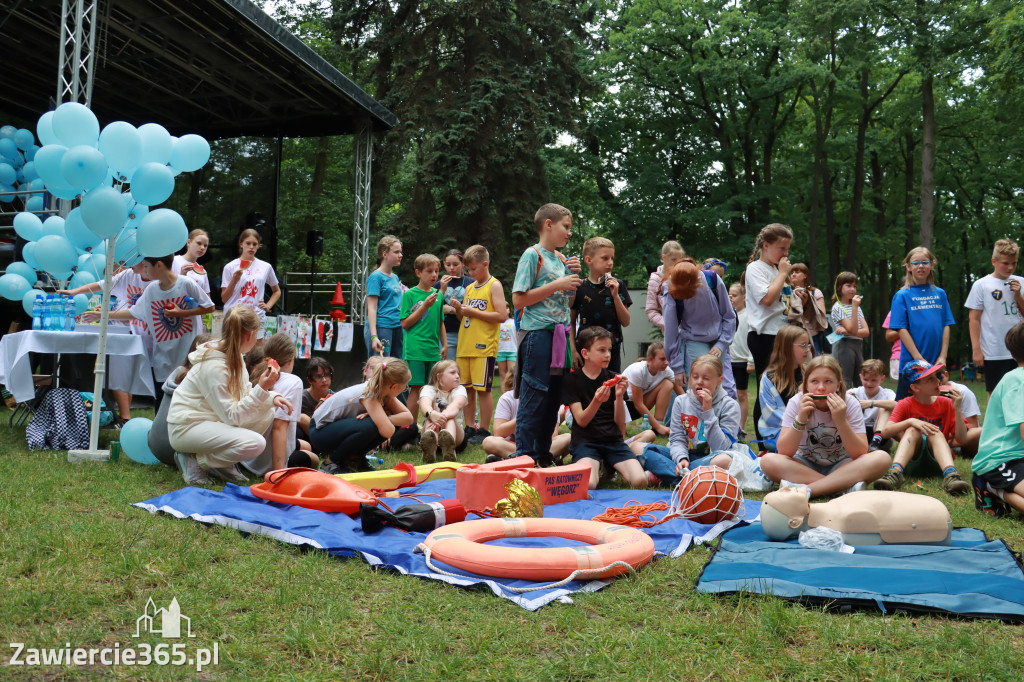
[420,517,654,581]
[250,467,377,514]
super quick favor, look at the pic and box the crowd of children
[68,206,1024,523]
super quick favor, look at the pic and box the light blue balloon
[74,293,90,315]
[0,138,16,158]
[41,215,66,238]
[121,417,159,465]
[22,162,38,182]
[22,289,43,316]
[124,196,150,229]
[138,123,173,165]
[78,252,106,280]
[114,229,139,265]
[35,234,78,279]
[170,134,211,172]
[25,196,44,212]
[98,121,142,177]
[6,261,37,283]
[28,178,44,192]
[36,112,60,146]
[0,273,31,301]
[137,208,187,257]
[61,145,108,191]
[0,163,14,186]
[80,186,128,238]
[0,125,15,139]
[14,128,35,151]
[50,184,83,201]
[129,162,174,205]
[52,102,100,148]
[25,145,39,162]
[64,207,101,251]
[22,242,40,271]
[69,270,96,290]
[33,144,76,194]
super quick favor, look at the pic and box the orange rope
[591,500,678,528]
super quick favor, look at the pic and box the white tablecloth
[0,328,155,402]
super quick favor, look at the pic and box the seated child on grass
[622,341,677,436]
[418,360,468,463]
[972,322,1024,517]
[564,327,652,490]
[760,355,891,498]
[873,360,971,495]
[936,368,983,457]
[483,372,570,463]
[299,356,334,439]
[635,354,742,488]
[846,358,897,450]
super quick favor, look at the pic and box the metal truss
[351,120,373,325]
[57,0,99,106]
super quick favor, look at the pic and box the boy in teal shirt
[973,322,1024,517]
[401,253,448,422]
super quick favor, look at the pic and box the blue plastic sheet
[134,479,761,610]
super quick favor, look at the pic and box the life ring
[420,518,655,581]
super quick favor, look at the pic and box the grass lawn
[2,379,1023,680]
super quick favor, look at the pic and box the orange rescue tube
[420,518,655,581]
[250,467,377,514]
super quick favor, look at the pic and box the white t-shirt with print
[745,260,791,335]
[781,393,865,468]
[494,390,518,442]
[172,254,211,294]
[420,384,468,427]
[964,274,1024,361]
[242,372,303,476]
[847,385,896,426]
[313,382,368,426]
[221,257,279,329]
[129,276,213,381]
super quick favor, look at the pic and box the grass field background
[1,378,1023,680]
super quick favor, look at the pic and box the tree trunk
[846,68,871,272]
[903,133,916,260]
[310,136,329,199]
[919,75,936,249]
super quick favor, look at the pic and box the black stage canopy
[0,0,397,138]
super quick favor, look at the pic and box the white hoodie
[167,342,276,431]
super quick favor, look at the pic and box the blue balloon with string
[80,186,127,238]
[120,418,159,465]
[69,270,96,290]
[41,216,65,238]
[0,273,31,301]
[22,289,43,316]
[52,102,100,148]
[6,261,37,283]
[61,144,107,191]
[129,162,174,205]
[14,128,35,151]
[13,212,42,242]
[137,208,187,257]
[64,207,101,251]
[22,242,40,271]
[74,293,90,315]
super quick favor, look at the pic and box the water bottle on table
[64,295,76,331]
[31,294,43,330]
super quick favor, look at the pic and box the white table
[0,328,155,402]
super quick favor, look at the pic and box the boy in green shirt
[401,253,448,422]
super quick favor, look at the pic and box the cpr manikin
[760,487,952,545]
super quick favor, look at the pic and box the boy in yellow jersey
[452,245,507,444]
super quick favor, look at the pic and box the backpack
[675,270,721,326]
[513,245,568,331]
[25,387,90,451]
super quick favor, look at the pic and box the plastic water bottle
[365,454,384,469]
[109,295,118,312]
[64,295,76,331]
[182,296,196,309]
[30,294,43,330]
[641,414,650,431]
[42,294,55,330]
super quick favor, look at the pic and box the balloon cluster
[0,103,211,317]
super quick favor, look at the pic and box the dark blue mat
[696,523,1024,621]
[134,479,761,610]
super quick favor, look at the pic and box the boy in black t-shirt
[570,237,632,373]
[565,327,653,490]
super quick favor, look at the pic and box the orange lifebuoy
[420,518,655,581]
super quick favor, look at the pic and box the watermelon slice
[240,259,252,270]
[192,263,206,275]
[267,358,280,371]
[602,375,621,388]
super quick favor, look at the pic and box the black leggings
[309,416,386,469]
[747,331,777,443]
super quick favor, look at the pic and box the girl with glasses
[888,247,955,400]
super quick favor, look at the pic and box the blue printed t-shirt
[973,367,1024,475]
[367,269,403,328]
[888,284,955,372]
[513,244,571,330]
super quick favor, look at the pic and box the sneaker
[174,452,212,485]
[468,428,490,445]
[320,461,343,475]
[873,469,904,491]
[972,473,1011,517]
[843,481,866,495]
[647,471,661,487]
[420,429,438,464]
[484,453,506,464]
[463,426,478,443]
[869,435,883,450]
[942,472,971,496]
[201,462,250,485]
[439,430,457,461]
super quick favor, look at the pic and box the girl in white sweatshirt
[168,306,292,484]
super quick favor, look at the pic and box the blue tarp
[696,523,1024,621]
[133,480,761,610]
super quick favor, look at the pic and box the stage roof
[0,0,398,138]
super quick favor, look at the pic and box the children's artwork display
[314,319,334,352]
[297,316,312,359]
[263,314,278,338]
[336,322,354,352]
